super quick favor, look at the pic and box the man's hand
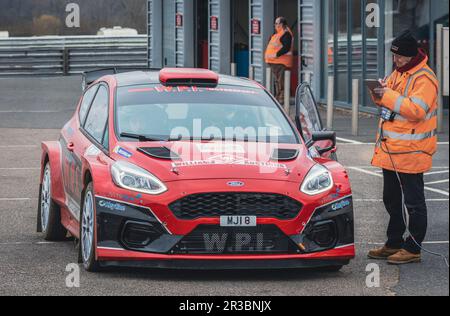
[371,79,389,104]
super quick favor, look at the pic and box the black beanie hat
[391,30,419,57]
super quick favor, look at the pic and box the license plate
[220,216,257,227]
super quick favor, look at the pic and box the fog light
[310,221,337,248]
[121,221,162,248]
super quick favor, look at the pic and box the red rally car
[37,68,355,272]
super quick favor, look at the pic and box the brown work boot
[387,249,421,265]
[368,246,401,260]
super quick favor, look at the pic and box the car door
[294,83,335,159]
[61,84,99,220]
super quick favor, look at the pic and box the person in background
[265,17,294,106]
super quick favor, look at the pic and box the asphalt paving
[0,76,448,296]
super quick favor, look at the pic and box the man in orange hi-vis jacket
[367,31,439,265]
[265,17,294,106]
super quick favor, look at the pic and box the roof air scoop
[159,68,219,87]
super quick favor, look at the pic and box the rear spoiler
[81,67,160,90]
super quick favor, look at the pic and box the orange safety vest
[371,55,439,174]
[328,47,333,64]
[265,27,294,69]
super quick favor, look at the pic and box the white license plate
[220,216,257,227]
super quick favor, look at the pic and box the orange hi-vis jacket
[371,55,439,174]
[265,27,294,69]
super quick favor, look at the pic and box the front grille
[169,193,302,220]
[171,225,299,255]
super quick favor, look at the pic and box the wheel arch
[40,141,65,207]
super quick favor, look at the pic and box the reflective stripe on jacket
[265,28,294,68]
[371,55,438,174]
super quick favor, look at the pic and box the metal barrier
[0,35,148,76]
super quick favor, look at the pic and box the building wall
[147,0,449,111]
[318,0,448,111]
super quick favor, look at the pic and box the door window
[84,85,109,144]
[79,85,99,125]
[295,83,323,143]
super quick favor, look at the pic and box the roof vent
[159,68,219,87]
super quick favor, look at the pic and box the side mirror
[306,131,337,155]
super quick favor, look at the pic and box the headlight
[300,164,334,195]
[111,161,167,195]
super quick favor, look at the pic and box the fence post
[284,70,291,114]
[352,79,359,136]
[265,67,272,93]
[231,63,237,77]
[63,48,69,76]
[327,76,334,130]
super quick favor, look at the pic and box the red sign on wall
[176,13,183,28]
[210,16,219,31]
[251,19,261,35]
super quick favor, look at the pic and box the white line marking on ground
[423,187,450,196]
[425,179,449,185]
[336,137,364,144]
[425,170,449,176]
[0,145,38,148]
[0,198,33,201]
[348,167,450,197]
[354,199,449,202]
[348,167,383,177]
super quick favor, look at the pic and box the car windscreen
[115,84,299,144]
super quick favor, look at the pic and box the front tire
[38,163,67,241]
[80,182,100,272]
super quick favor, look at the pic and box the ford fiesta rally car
[37,68,355,271]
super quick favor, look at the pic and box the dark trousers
[383,169,428,254]
[269,64,286,105]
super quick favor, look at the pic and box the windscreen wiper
[120,132,166,142]
[121,133,218,142]
[167,135,215,141]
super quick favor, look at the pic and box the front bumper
[94,190,355,268]
[97,247,352,270]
